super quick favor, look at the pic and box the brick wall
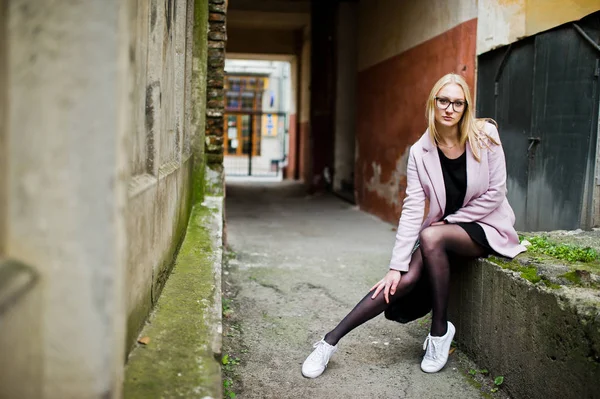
[205,0,227,168]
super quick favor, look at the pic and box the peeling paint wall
[476,0,526,55]
[356,0,476,223]
[477,0,600,54]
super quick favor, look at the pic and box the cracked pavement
[223,181,488,399]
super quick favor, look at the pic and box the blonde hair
[425,73,498,162]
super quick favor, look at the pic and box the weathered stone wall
[0,1,6,256]
[1,0,213,396]
[449,259,600,399]
[125,0,210,352]
[3,1,131,397]
[205,0,227,194]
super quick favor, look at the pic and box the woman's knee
[419,226,445,255]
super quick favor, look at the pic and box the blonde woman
[302,73,526,378]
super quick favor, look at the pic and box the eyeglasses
[435,97,467,112]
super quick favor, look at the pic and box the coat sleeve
[389,147,426,272]
[444,123,506,224]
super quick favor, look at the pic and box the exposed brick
[208,58,225,68]
[208,51,224,60]
[206,153,224,164]
[209,3,226,13]
[208,49,223,59]
[207,125,224,137]
[206,120,221,131]
[207,79,224,89]
[210,23,226,34]
[208,70,224,80]
[206,135,224,146]
[209,32,227,41]
[207,108,224,117]
[207,89,223,98]
[205,146,224,154]
[205,0,227,163]
[209,13,226,22]
[208,99,225,108]
[208,41,225,49]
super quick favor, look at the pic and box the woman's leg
[419,225,486,336]
[323,247,425,346]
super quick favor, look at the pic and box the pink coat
[389,122,526,272]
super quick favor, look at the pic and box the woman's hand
[370,270,402,304]
[430,221,445,226]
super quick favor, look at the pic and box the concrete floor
[222,181,492,399]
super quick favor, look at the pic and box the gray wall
[0,0,208,397]
[125,0,199,352]
[334,2,358,196]
[3,1,130,397]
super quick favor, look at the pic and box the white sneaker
[301,339,338,378]
[420,321,456,373]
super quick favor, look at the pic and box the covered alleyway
[222,182,495,399]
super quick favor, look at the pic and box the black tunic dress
[437,147,494,254]
[383,147,495,324]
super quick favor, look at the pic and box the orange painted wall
[355,19,477,224]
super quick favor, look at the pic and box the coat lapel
[421,131,446,213]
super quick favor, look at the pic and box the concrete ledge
[124,195,224,399]
[449,258,600,399]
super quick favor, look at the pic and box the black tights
[324,224,486,346]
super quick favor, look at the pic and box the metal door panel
[528,25,599,230]
[476,11,600,231]
[495,40,535,231]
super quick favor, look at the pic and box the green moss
[463,373,495,399]
[541,278,561,290]
[125,165,194,354]
[523,235,599,263]
[124,202,222,398]
[205,163,225,197]
[519,267,542,284]
[559,271,582,285]
[489,256,543,284]
[489,256,522,271]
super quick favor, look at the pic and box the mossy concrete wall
[126,0,210,354]
[124,194,224,399]
[449,258,600,399]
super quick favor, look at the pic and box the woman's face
[434,83,466,129]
